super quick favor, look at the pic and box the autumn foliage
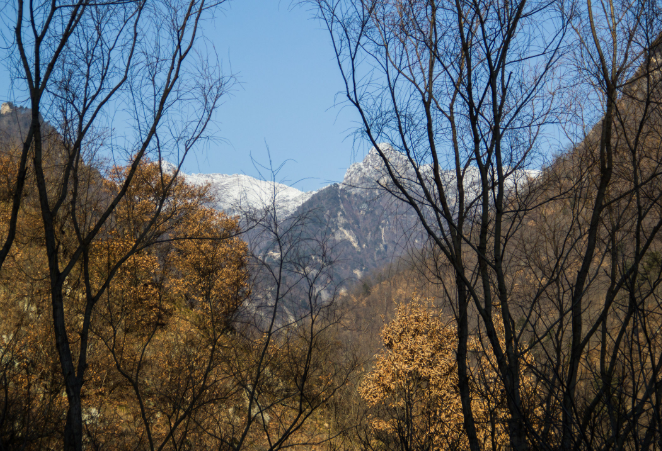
[0,150,357,449]
[0,158,252,448]
[358,299,542,451]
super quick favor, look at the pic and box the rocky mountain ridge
[0,101,536,283]
[179,145,539,282]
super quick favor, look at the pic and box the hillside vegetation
[3,0,662,446]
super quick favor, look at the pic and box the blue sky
[186,0,359,191]
[0,0,361,192]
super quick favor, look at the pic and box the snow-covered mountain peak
[173,146,540,223]
[182,172,315,218]
[341,144,542,205]
[343,143,409,189]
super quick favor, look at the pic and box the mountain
[287,146,425,281]
[0,101,537,286]
[183,172,315,218]
[177,144,540,284]
[0,102,41,144]
[178,144,538,283]
[176,146,422,283]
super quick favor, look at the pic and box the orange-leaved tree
[360,299,541,451]
[0,159,251,449]
[84,161,249,448]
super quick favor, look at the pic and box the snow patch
[181,172,315,218]
[342,143,540,203]
[335,226,360,251]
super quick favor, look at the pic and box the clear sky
[185,0,359,191]
[0,0,361,192]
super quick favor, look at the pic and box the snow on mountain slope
[178,144,538,221]
[342,143,410,189]
[182,172,316,218]
[173,144,540,283]
[342,143,539,199]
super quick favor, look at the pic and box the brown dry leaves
[0,159,251,448]
[360,299,539,450]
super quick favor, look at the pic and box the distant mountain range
[183,171,316,219]
[181,145,540,283]
[0,102,536,284]
[180,146,425,283]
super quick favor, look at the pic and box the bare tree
[216,172,359,451]
[530,3,662,447]
[316,0,662,449]
[0,0,231,447]
[315,0,567,448]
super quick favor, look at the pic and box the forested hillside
[0,105,358,449]
[2,0,662,447]
[314,0,662,446]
